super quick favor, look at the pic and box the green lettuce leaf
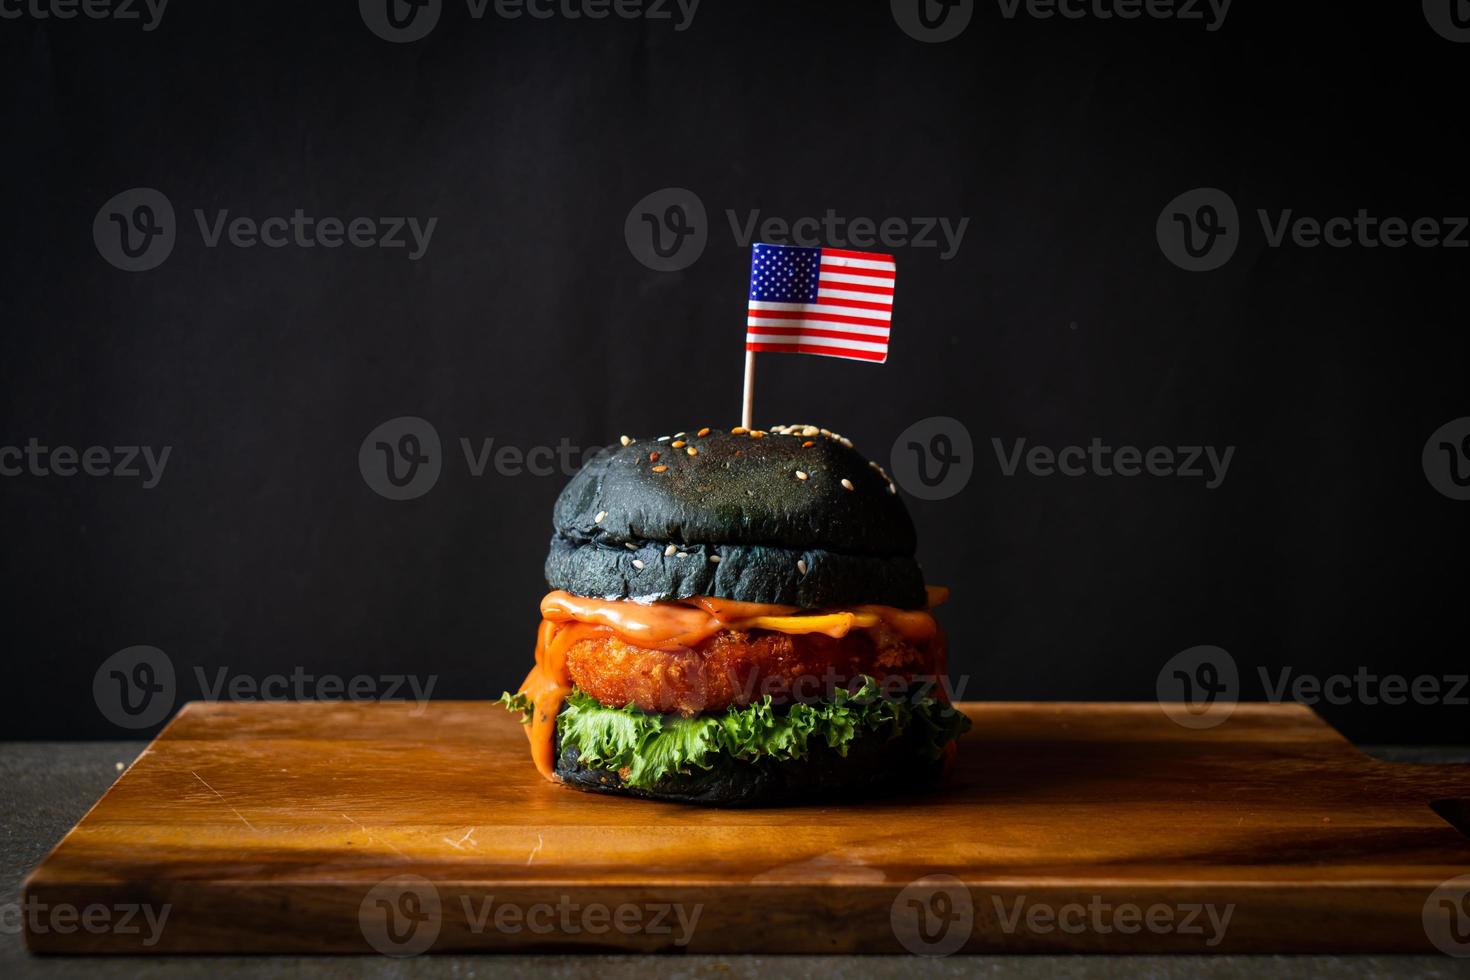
[498,691,534,723]
[496,675,971,789]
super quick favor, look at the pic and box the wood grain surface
[22,700,1470,955]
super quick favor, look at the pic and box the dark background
[2,2,1466,742]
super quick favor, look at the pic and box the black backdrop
[2,1,1467,742]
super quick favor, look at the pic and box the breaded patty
[564,623,933,715]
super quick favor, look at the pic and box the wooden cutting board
[23,700,1470,955]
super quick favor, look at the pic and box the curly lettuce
[498,677,970,789]
[499,691,534,720]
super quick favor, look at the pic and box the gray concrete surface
[3,740,1468,980]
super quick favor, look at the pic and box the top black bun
[544,425,927,609]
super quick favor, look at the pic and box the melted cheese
[516,589,947,782]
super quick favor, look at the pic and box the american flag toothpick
[740,242,897,428]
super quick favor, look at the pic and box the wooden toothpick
[741,350,756,430]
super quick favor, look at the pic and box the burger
[499,423,970,805]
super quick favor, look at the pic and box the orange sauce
[515,589,948,781]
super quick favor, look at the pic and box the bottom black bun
[554,719,957,807]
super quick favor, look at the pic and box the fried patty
[564,625,932,715]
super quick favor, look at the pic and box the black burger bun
[545,425,926,608]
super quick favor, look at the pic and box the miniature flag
[745,243,896,363]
